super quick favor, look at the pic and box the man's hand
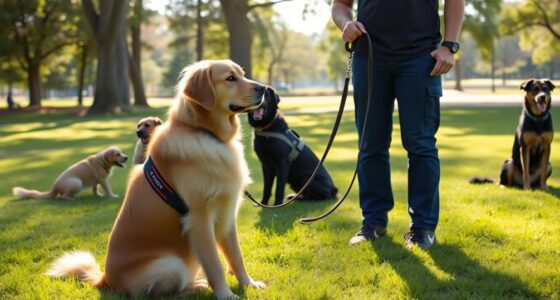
[342,21,366,43]
[430,46,455,76]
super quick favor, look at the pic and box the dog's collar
[524,108,550,122]
[144,156,189,215]
[253,113,278,132]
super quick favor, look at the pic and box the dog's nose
[538,95,546,101]
[123,156,128,162]
[255,84,265,93]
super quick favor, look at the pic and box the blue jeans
[352,54,441,230]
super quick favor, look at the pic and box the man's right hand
[342,21,366,43]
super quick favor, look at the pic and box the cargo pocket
[425,85,442,133]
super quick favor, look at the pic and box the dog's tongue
[252,108,264,120]
[537,102,547,112]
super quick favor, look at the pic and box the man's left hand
[430,47,455,76]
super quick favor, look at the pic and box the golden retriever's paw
[189,279,209,292]
[247,278,266,289]
[214,288,239,300]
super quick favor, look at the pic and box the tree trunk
[78,43,88,106]
[267,61,276,86]
[130,0,148,107]
[454,59,463,91]
[220,0,252,78]
[196,0,204,61]
[491,48,496,93]
[116,31,130,109]
[83,0,129,114]
[89,40,120,113]
[129,50,148,107]
[28,62,42,107]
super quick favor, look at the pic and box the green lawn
[0,103,559,299]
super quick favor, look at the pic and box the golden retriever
[47,60,266,299]
[133,116,163,164]
[12,146,127,200]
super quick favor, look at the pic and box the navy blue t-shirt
[354,0,442,59]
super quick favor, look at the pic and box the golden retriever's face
[101,146,128,168]
[136,116,163,144]
[521,78,555,115]
[181,60,265,114]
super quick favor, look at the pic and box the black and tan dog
[248,87,338,205]
[133,116,163,164]
[471,78,554,190]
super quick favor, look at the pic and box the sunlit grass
[0,104,559,299]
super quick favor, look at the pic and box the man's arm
[331,0,365,43]
[443,0,465,42]
[430,0,465,76]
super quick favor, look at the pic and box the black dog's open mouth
[252,108,265,120]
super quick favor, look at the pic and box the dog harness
[144,156,189,215]
[255,129,305,161]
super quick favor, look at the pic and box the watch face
[452,43,459,52]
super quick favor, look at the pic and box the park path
[279,89,521,115]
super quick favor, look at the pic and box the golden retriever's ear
[184,67,216,110]
[154,117,163,125]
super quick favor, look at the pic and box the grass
[0,101,559,299]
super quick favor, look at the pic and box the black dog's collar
[524,109,550,123]
[253,113,278,132]
[144,156,189,215]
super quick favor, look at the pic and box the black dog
[247,88,338,205]
[470,78,554,190]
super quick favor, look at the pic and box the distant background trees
[0,0,558,114]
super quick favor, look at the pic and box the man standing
[331,0,464,249]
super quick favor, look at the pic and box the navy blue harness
[144,156,189,215]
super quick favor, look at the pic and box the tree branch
[40,41,76,60]
[249,0,293,11]
[531,0,560,39]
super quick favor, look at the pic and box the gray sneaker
[404,229,436,249]
[349,224,387,245]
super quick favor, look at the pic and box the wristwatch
[441,41,460,54]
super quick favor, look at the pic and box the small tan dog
[13,146,127,200]
[47,60,266,299]
[133,116,163,164]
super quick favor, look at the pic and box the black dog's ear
[544,79,555,91]
[266,87,280,105]
[520,78,535,91]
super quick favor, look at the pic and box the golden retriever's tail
[12,187,55,199]
[45,251,106,288]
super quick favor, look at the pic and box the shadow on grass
[255,199,338,234]
[546,185,560,199]
[371,239,541,298]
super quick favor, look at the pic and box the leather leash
[245,32,374,224]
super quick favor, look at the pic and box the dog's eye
[226,76,236,82]
[145,124,151,128]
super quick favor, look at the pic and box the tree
[0,0,79,107]
[459,0,501,92]
[82,0,129,114]
[501,0,560,78]
[318,21,348,92]
[129,0,149,107]
[219,0,292,78]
